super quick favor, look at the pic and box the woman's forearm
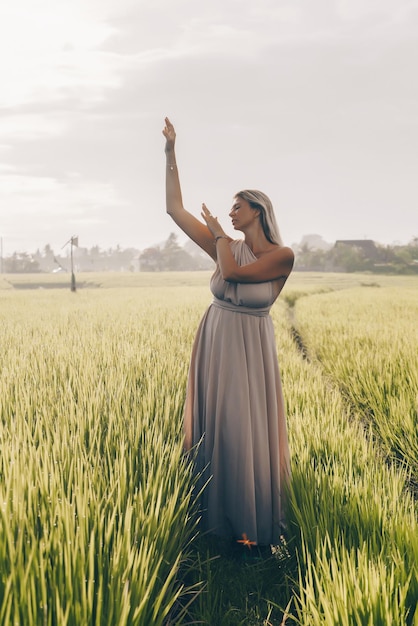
[215,237,240,281]
[165,149,183,217]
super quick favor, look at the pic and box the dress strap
[211,297,270,317]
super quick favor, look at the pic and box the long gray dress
[184,239,291,546]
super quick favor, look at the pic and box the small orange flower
[237,533,257,550]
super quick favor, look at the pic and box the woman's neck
[244,225,274,256]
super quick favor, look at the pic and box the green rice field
[0,270,417,625]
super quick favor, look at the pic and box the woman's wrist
[166,149,177,170]
[215,235,228,242]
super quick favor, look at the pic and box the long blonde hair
[235,189,283,246]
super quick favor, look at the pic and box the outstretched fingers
[201,203,214,222]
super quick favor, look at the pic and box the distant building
[334,239,380,260]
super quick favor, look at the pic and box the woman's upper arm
[225,246,294,283]
[169,206,217,261]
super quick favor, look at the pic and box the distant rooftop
[334,239,379,259]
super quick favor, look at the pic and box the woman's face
[229,196,259,231]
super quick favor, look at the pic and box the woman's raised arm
[163,117,217,261]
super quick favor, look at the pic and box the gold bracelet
[215,235,228,243]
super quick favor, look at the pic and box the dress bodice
[210,239,278,310]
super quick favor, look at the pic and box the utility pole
[70,237,76,292]
[62,235,79,292]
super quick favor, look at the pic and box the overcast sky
[0,0,417,255]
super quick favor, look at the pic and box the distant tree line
[138,233,213,271]
[1,234,417,274]
[0,233,213,274]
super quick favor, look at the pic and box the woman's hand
[201,203,227,239]
[162,117,176,153]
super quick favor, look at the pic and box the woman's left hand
[201,203,227,239]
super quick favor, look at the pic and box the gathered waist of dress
[211,297,271,317]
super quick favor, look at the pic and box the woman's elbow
[166,207,181,221]
[220,270,239,282]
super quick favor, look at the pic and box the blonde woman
[163,117,294,547]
